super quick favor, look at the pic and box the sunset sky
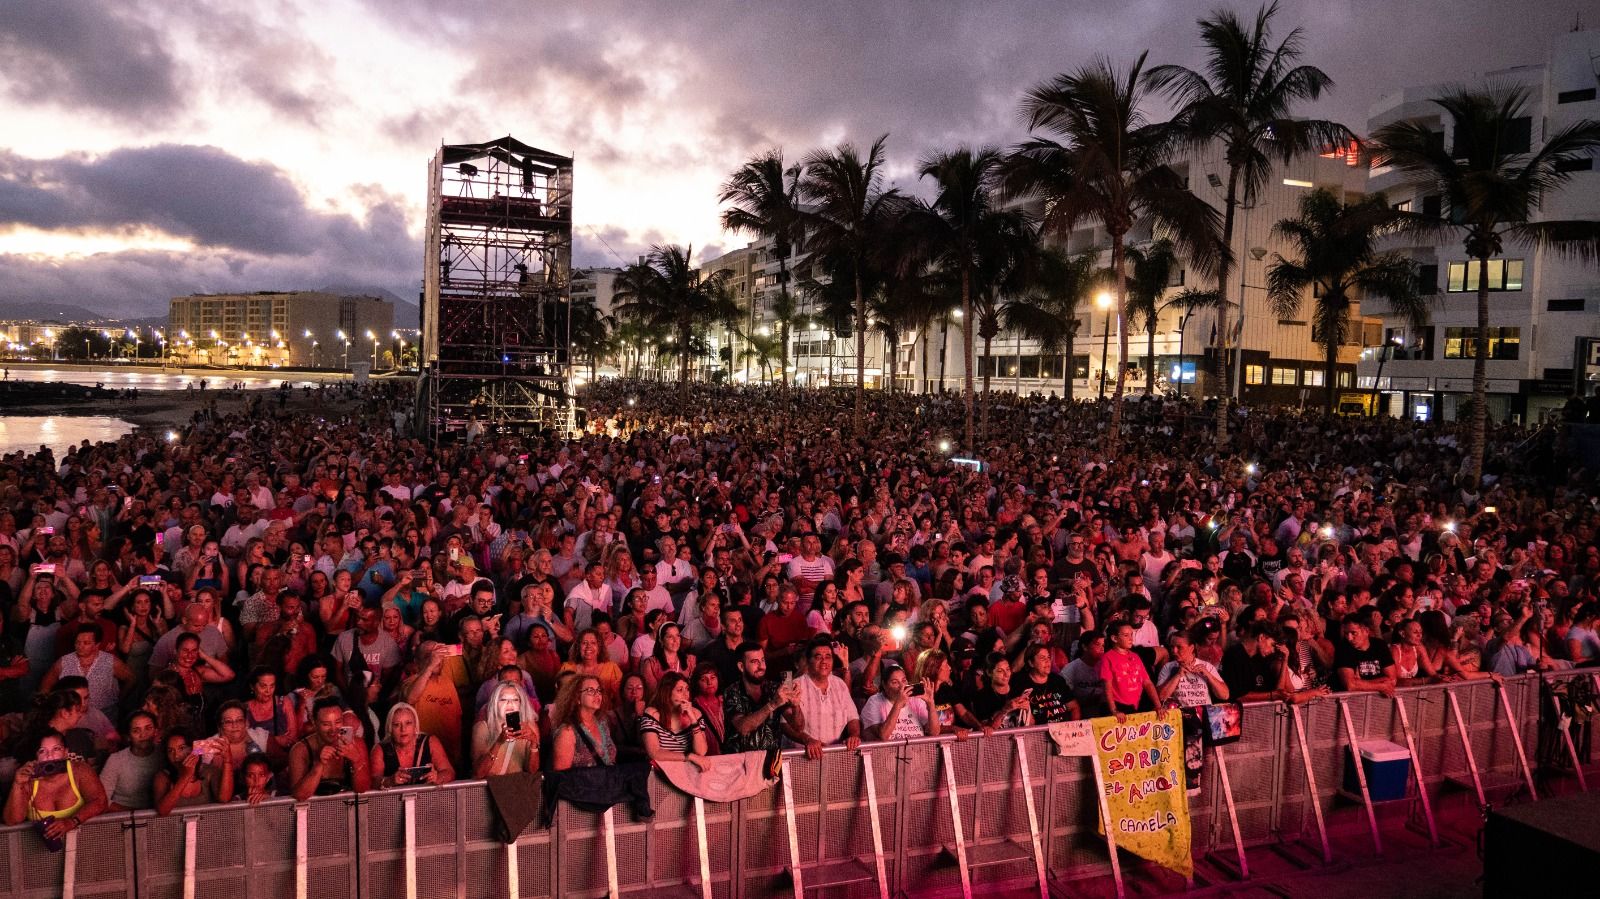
[0,0,1586,318]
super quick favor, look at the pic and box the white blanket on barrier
[655,751,777,803]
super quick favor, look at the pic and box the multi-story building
[903,144,1376,402]
[167,291,395,369]
[1360,28,1600,423]
[571,267,622,316]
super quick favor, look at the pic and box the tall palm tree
[1147,1,1353,444]
[1002,249,1099,400]
[1265,189,1433,412]
[973,216,1042,440]
[1123,239,1181,396]
[611,246,738,401]
[568,294,613,383]
[1372,88,1600,484]
[906,147,1026,449]
[1007,53,1223,449]
[720,150,806,389]
[799,136,901,431]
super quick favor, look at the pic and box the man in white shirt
[1139,530,1175,595]
[789,637,860,758]
[564,563,613,632]
[221,507,267,558]
[638,567,674,614]
[785,534,835,602]
[655,536,696,601]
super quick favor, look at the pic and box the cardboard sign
[1090,713,1193,878]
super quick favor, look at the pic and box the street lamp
[1096,291,1114,400]
[336,330,350,369]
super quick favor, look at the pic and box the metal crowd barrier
[4,671,1596,899]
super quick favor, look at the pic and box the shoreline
[6,385,378,431]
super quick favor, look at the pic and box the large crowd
[0,377,1595,844]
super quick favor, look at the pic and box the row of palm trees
[599,2,1600,479]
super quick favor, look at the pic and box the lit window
[1270,367,1297,385]
[1443,327,1520,360]
[1446,259,1525,292]
[1304,369,1326,387]
[1245,365,1264,385]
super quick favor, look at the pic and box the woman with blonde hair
[373,702,454,787]
[472,682,539,777]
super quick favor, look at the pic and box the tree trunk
[1108,233,1129,450]
[939,314,950,392]
[1214,166,1241,447]
[980,332,993,444]
[779,256,791,390]
[679,322,691,403]
[854,269,866,432]
[779,320,790,389]
[1468,251,1491,485]
[1146,319,1157,398]
[961,267,975,451]
[1324,336,1338,414]
[1064,326,1075,401]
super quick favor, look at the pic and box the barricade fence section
[4,672,1596,899]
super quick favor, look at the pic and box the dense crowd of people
[0,377,1594,842]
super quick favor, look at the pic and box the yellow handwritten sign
[1090,713,1192,878]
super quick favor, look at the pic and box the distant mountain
[0,300,119,323]
[320,285,419,327]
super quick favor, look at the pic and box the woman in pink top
[1097,621,1165,722]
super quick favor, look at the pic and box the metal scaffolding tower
[418,136,577,441]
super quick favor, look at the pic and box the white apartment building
[1360,28,1600,424]
[571,267,621,316]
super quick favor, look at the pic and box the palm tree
[1372,88,1600,484]
[799,137,901,430]
[720,150,806,389]
[735,330,783,382]
[611,246,738,401]
[1265,189,1433,412]
[974,216,1042,440]
[1146,1,1353,444]
[1002,249,1099,400]
[906,147,1028,449]
[1123,239,1181,396]
[1007,53,1223,449]
[568,294,613,382]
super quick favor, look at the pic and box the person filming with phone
[4,730,107,845]
[287,697,371,799]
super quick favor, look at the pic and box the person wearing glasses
[550,675,616,770]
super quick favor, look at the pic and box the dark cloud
[0,0,184,121]
[362,0,1588,168]
[0,145,369,255]
[0,147,418,315]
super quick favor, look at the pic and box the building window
[1446,259,1524,292]
[1071,355,1090,380]
[1270,366,1297,385]
[1304,369,1326,387]
[1245,364,1264,385]
[1548,298,1586,312]
[1443,326,1520,360]
[1558,88,1597,104]
[1337,371,1353,388]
